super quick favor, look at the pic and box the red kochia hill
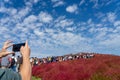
[32,54,120,80]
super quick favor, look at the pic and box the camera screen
[12,43,25,52]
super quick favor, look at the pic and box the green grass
[91,73,112,80]
[32,76,41,80]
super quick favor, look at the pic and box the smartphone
[12,43,25,52]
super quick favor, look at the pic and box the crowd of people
[0,52,95,69]
[0,48,95,72]
[0,52,95,71]
[30,52,95,66]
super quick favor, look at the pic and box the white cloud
[79,0,85,6]
[25,0,39,4]
[105,0,116,6]
[45,28,55,33]
[66,27,74,31]
[96,32,107,40]
[107,12,116,23]
[90,0,99,8]
[51,32,86,46]
[0,7,31,26]
[33,0,39,3]
[0,7,17,16]
[55,19,74,28]
[66,4,78,13]
[38,12,53,23]
[0,27,9,34]
[4,0,9,2]
[89,27,107,33]
[0,17,9,25]
[51,0,65,7]
[53,1,65,7]
[51,0,58,3]
[18,7,31,18]
[99,34,120,48]
[95,12,105,19]
[24,15,37,24]
[34,29,44,37]
[87,18,92,24]
[114,20,120,27]
[55,16,74,28]
[96,12,116,23]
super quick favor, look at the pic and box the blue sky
[0,0,120,57]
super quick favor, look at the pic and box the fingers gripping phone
[12,43,25,52]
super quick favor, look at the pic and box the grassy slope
[32,76,41,80]
[32,54,120,80]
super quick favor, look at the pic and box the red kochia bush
[32,54,120,80]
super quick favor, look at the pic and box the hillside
[32,54,120,80]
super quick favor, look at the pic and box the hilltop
[32,53,120,80]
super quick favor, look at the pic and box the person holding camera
[0,40,31,80]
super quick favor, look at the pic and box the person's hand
[20,41,30,59]
[19,41,31,80]
[2,40,13,50]
[0,40,14,57]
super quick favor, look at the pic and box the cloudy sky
[0,0,120,57]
